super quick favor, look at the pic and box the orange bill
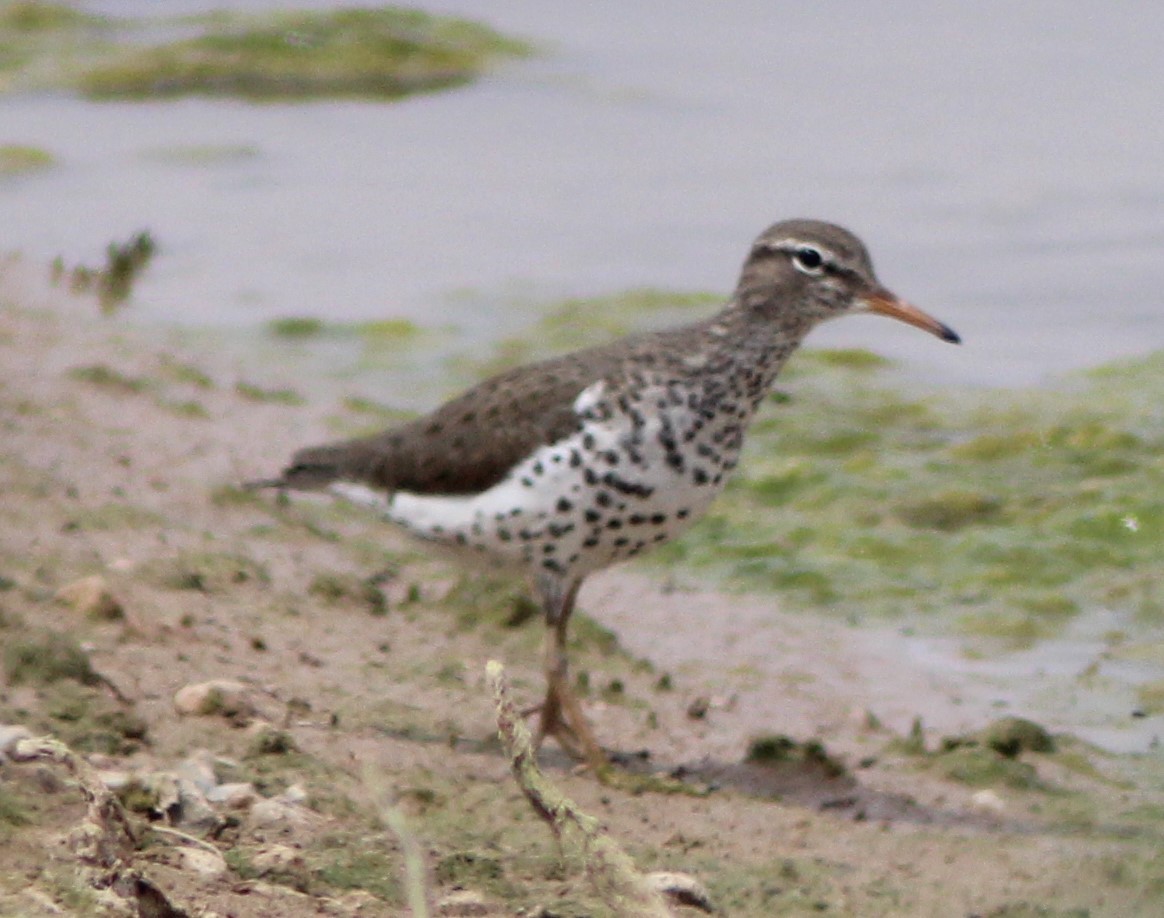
[862,289,961,344]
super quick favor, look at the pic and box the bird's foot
[530,685,607,773]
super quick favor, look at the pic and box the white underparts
[328,378,743,580]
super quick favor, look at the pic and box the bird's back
[271,318,717,499]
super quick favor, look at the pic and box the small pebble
[251,843,306,874]
[173,680,255,719]
[248,797,310,830]
[0,724,33,760]
[179,846,228,879]
[646,870,715,912]
[335,890,381,913]
[9,737,44,763]
[970,789,1006,815]
[176,750,218,794]
[54,575,123,620]
[207,782,257,809]
[437,889,490,916]
[177,778,223,832]
[686,696,710,720]
[95,769,132,792]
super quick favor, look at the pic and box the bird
[248,219,960,771]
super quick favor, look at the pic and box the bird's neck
[696,293,818,389]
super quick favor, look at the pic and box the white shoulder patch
[572,379,606,414]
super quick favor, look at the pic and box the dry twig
[14,735,187,917]
[487,660,676,917]
[365,765,432,918]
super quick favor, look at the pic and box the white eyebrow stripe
[779,239,828,253]
[758,238,836,261]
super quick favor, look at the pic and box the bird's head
[735,219,960,344]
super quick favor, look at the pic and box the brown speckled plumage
[279,333,661,496]
[251,219,960,768]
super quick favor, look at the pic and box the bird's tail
[243,442,361,493]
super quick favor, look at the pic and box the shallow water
[2,0,1162,387]
[591,573,1163,755]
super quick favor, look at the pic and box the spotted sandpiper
[250,219,959,769]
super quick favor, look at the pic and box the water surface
[2,0,1161,386]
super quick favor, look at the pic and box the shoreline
[2,255,1163,915]
[7,251,1162,757]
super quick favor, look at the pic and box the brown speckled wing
[275,346,630,497]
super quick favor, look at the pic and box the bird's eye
[792,246,825,275]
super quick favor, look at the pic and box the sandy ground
[2,258,1163,917]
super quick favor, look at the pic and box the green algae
[307,570,388,616]
[247,726,298,757]
[807,347,893,370]
[440,573,541,632]
[266,317,433,386]
[0,786,30,842]
[312,840,403,903]
[66,355,214,419]
[267,316,427,342]
[1136,679,1164,715]
[896,489,1004,531]
[235,379,306,405]
[79,8,530,101]
[156,354,215,389]
[0,143,54,175]
[63,501,165,532]
[356,318,425,342]
[459,287,721,379]
[140,549,270,593]
[2,629,100,687]
[0,2,95,31]
[951,717,1057,758]
[888,717,1061,791]
[40,681,149,755]
[0,4,529,101]
[67,363,149,394]
[222,814,405,898]
[268,316,326,339]
[745,734,847,777]
[649,349,1164,644]
[52,230,157,313]
[158,396,210,419]
[690,854,841,915]
[339,395,417,424]
[0,2,110,91]
[433,850,506,888]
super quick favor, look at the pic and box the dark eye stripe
[756,240,837,274]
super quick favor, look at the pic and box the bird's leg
[533,577,607,771]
